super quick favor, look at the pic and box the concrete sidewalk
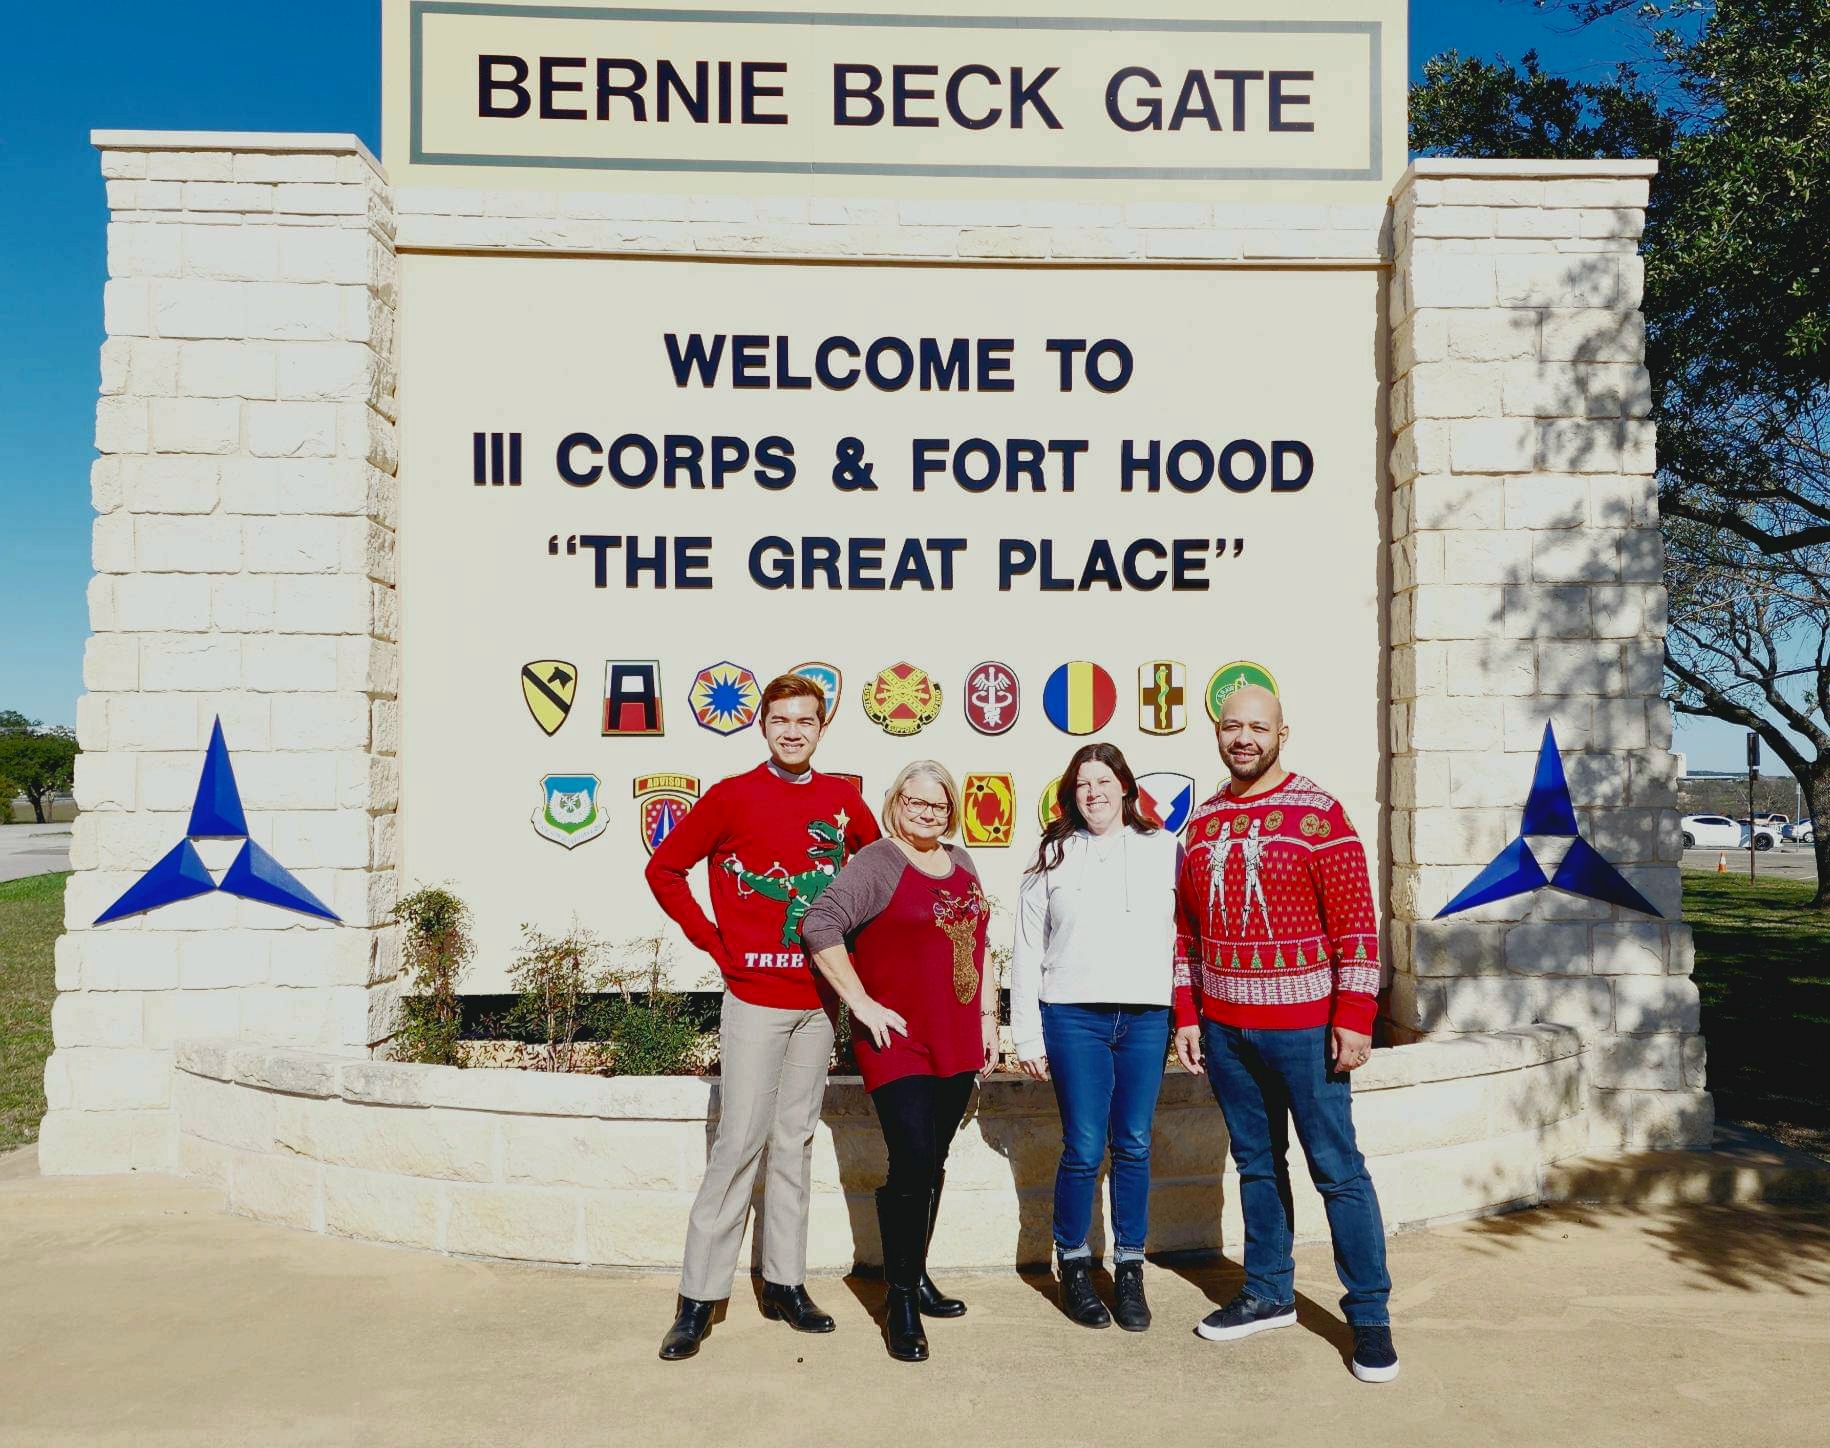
[1,1150,1826,1448]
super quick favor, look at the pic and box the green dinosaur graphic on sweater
[720,816,851,947]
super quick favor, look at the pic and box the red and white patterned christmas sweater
[1173,772,1382,1035]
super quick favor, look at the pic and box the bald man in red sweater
[646,674,877,1361]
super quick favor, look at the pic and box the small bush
[505,921,613,1072]
[392,885,473,1067]
[601,934,708,1075]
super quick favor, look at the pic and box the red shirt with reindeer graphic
[644,764,879,1010]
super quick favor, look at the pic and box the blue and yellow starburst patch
[689,661,762,735]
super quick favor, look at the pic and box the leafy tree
[0,713,79,825]
[1411,1,1830,905]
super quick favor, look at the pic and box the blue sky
[0,2,1759,769]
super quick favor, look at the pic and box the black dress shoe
[1113,1260,1152,1332]
[659,1296,715,1361]
[883,1285,930,1362]
[1059,1256,1111,1329]
[760,1281,836,1333]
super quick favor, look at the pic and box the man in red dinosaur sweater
[1172,684,1399,1384]
[646,674,877,1361]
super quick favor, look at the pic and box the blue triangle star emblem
[94,718,340,925]
[1435,722,1661,919]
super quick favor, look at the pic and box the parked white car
[1681,814,1779,850]
[1681,814,1743,849]
[1784,817,1815,844]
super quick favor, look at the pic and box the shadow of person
[1153,1254,1353,1357]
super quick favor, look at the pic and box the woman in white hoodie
[1011,742,1180,1333]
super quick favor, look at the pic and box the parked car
[1681,815,1744,849]
[1784,818,1815,844]
[1736,819,1783,851]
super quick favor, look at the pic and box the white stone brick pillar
[40,133,401,1173]
[1385,160,1709,1150]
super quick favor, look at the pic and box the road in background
[0,824,72,884]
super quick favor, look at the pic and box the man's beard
[1225,740,1280,785]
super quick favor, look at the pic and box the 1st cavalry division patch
[961,773,1015,847]
[521,660,577,736]
[634,773,700,855]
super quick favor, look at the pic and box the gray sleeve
[800,840,906,953]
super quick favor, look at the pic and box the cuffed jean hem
[1057,1241,1093,1262]
[1112,1246,1146,1264]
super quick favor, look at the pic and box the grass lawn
[1684,869,1830,1161]
[0,872,65,1152]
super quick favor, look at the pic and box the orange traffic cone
[1717,852,1727,874]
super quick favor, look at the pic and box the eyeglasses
[898,794,950,819]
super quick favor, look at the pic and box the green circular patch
[1205,660,1279,720]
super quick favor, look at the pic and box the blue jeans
[1041,1002,1173,1262]
[1202,1020,1391,1325]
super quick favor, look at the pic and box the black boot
[659,1296,715,1360]
[1113,1260,1152,1332]
[760,1281,836,1333]
[917,1172,966,1318]
[875,1188,930,1363]
[1058,1256,1111,1329]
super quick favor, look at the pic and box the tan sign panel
[394,253,1384,986]
[383,0,1406,198]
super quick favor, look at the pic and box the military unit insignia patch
[964,660,1019,735]
[961,773,1016,847]
[862,662,943,736]
[634,773,700,855]
[1205,660,1279,721]
[1135,772,1196,834]
[1038,776,1065,828]
[1042,661,1117,735]
[602,660,664,736]
[790,661,843,725]
[521,660,577,736]
[1138,661,1186,735]
[532,774,607,849]
[690,661,762,735]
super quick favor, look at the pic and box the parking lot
[1682,846,1819,882]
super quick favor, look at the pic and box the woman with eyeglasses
[1009,742,1180,1332]
[801,760,993,1363]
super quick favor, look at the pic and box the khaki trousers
[679,992,834,1301]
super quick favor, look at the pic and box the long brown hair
[1027,743,1157,874]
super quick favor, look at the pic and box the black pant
[870,1071,977,1195]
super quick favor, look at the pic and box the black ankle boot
[918,1172,966,1318]
[659,1296,716,1360]
[875,1187,930,1363]
[760,1281,836,1333]
[1058,1256,1111,1329]
[1113,1260,1151,1332]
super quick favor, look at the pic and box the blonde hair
[881,760,961,842]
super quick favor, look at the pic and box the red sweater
[1173,772,1381,1035]
[645,764,880,1010]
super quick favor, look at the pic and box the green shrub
[504,921,613,1072]
[392,885,473,1067]
[603,993,703,1075]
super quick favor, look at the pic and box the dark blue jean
[1041,1002,1173,1262]
[1202,1020,1391,1325]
